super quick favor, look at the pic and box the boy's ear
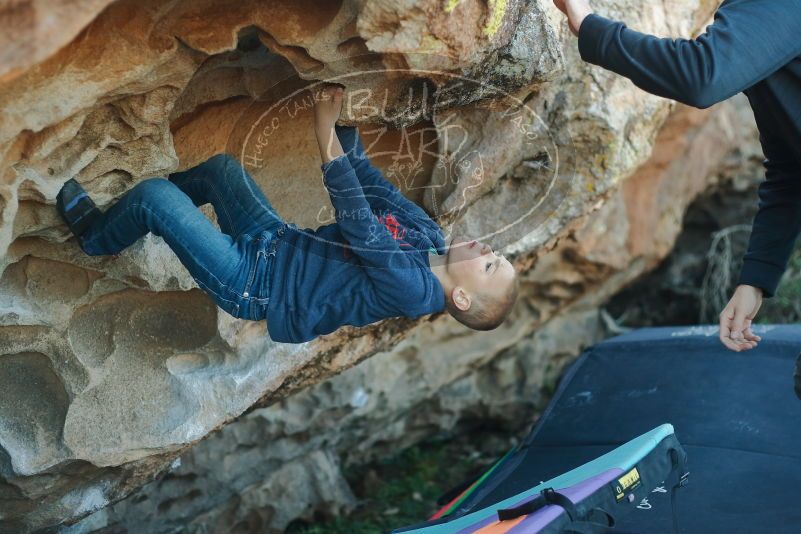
[452,286,471,312]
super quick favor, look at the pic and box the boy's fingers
[316,85,336,99]
[312,88,328,104]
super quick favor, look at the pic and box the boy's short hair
[445,275,520,331]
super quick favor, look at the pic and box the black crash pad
[454,325,801,533]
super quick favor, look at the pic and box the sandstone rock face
[0,0,737,531]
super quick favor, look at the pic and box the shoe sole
[57,179,102,238]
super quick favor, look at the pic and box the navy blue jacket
[265,125,447,343]
[578,0,801,297]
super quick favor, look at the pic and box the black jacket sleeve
[577,2,801,109]
[737,148,801,298]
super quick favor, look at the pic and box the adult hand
[552,0,593,37]
[312,84,344,134]
[718,284,763,352]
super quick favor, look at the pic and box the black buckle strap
[496,487,577,522]
[497,448,689,532]
[496,492,549,521]
[665,448,690,534]
[542,487,578,521]
[498,488,641,534]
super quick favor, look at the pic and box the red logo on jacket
[342,212,412,260]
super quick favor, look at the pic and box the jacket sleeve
[737,153,801,298]
[321,154,430,307]
[577,2,801,108]
[334,124,444,239]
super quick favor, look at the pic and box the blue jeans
[80,154,287,320]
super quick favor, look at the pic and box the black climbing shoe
[56,178,102,240]
[795,352,801,400]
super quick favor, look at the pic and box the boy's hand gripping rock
[313,84,344,133]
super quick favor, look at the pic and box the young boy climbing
[56,84,519,343]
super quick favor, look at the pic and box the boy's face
[445,235,516,307]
